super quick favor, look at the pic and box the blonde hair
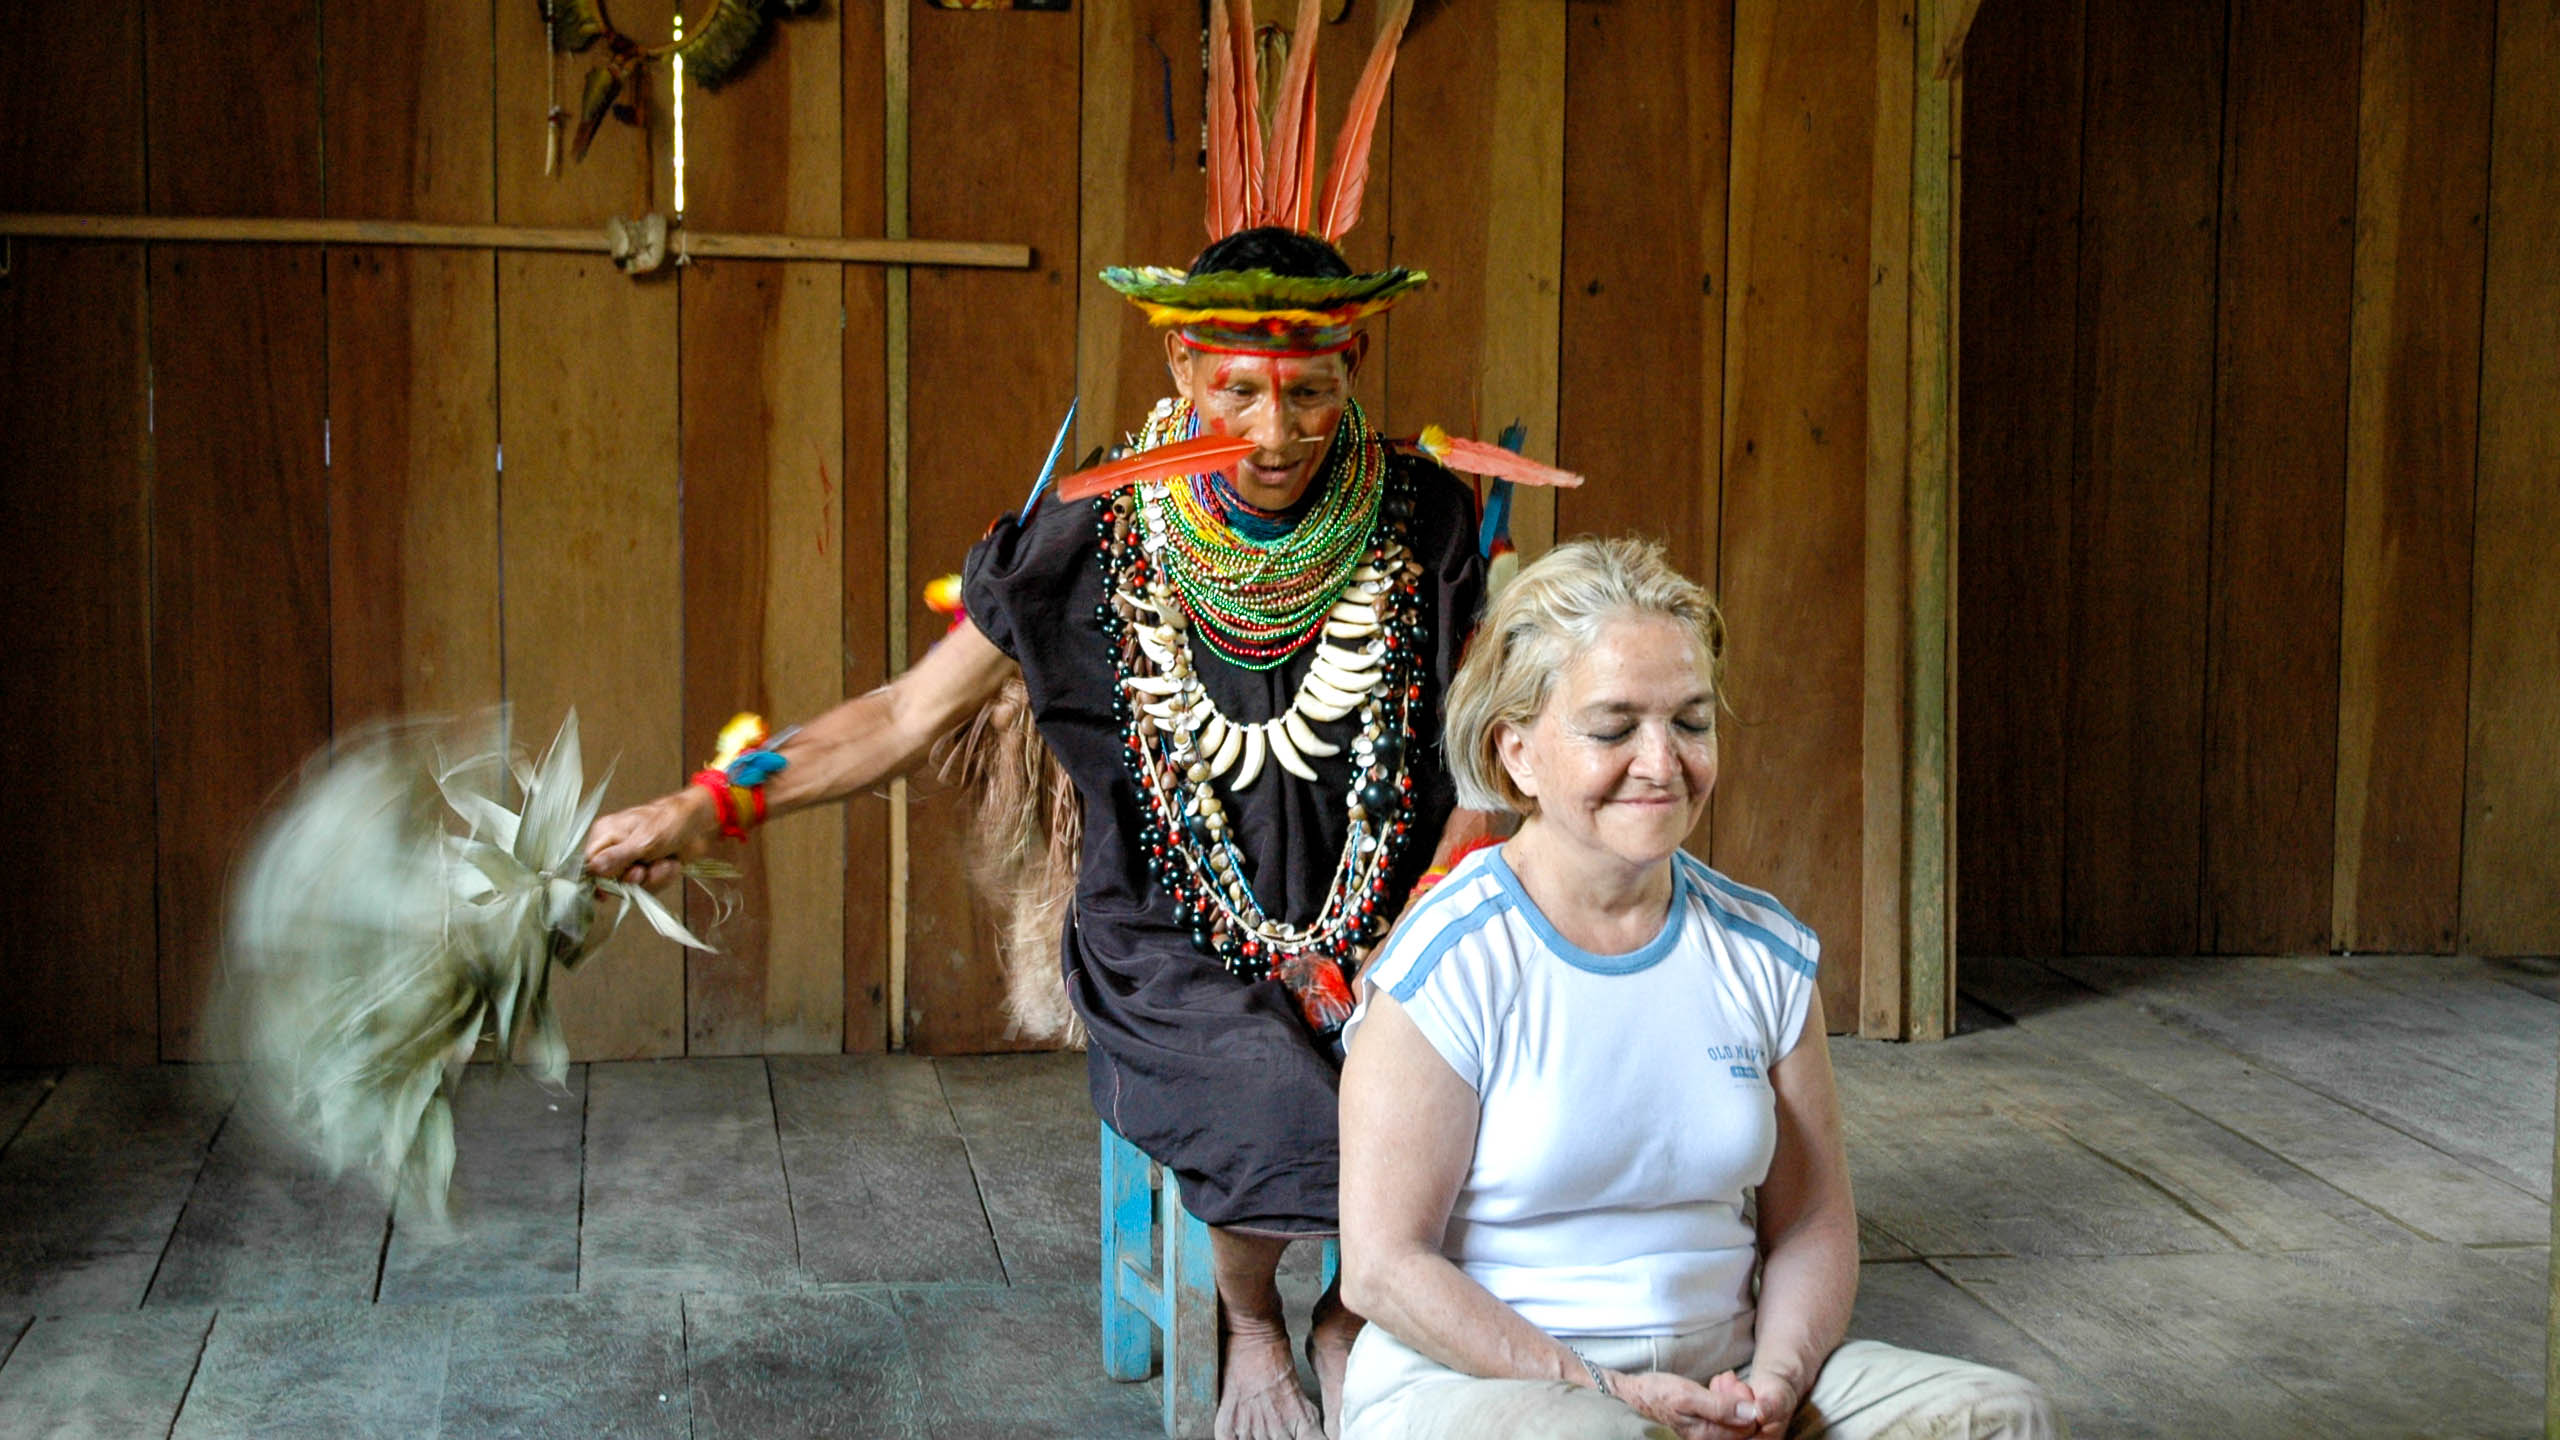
[1443,536,1726,814]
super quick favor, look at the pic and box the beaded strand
[1094,462,1429,1030]
[1133,397,1389,669]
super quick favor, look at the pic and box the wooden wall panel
[324,0,493,223]
[1387,0,1566,558]
[497,254,685,1060]
[1,0,144,213]
[681,260,849,1054]
[0,247,155,1064]
[2462,0,2560,955]
[2198,0,2357,955]
[150,246,332,1058]
[904,1,1080,1053]
[1718,0,1875,1022]
[1955,0,2080,960]
[1556,0,1729,864]
[147,0,321,217]
[145,0,330,1058]
[2332,0,2494,955]
[0,2,152,1065]
[496,0,677,225]
[323,0,500,728]
[842,0,892,1051]
[326,251,502,724]
[1861,0,1913,1037]
[2061,0,2221,957]
[1556,0,1729,579]
[1078,0,1208,453]
[681,4,847,1056]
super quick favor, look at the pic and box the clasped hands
[1603,1365,1801,1440]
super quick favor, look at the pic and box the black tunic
[961,448,1484,1233]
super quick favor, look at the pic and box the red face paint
[1177,347,1356,511]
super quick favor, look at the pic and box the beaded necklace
[1094,455,1428,1034]
[1134,397,1388,670]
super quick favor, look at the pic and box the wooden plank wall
[1960,0,2559,960]
[1719,0,1880,1026]
[902,3,1081,1054]
[0,1,157,1065]
[36,0,2550,1060]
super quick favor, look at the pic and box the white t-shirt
[1346,844,1818,1337]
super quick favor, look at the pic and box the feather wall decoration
[544,0,812,163]
[217,710,721,1219]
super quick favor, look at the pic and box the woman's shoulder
[1674,852,1820,985]
[1361,849,1520,1004]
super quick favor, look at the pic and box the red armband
[692,768,752,841]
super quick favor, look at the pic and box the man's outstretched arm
[584,618,1018,886]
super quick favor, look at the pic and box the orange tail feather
[1315,0,1413,241]
[1407,427,1586,488]
[1262,0,1330,233]
[1055,436,1259,503]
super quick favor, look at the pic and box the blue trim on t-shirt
[1387,889,1515,1002]
[1696,887,1819,980]
[1684,858,1810,940]
[1487,846,1690,976]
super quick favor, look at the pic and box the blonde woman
[1336,538,2059,1440]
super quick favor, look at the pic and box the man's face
[1164,332,1368,511]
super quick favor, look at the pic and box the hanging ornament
[542,0,822,167]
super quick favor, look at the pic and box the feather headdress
[1103,0,1423,342]
[1207,0,1413,242]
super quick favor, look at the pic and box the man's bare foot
[1307,1289,1365,1440]
[1217,1318,1323,1440]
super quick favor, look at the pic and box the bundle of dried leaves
[217,711,720,1218]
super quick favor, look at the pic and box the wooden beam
[2332,0,2493,955]
[1904,0,1956,1041]
[0,212,1030,269]
[1862,0,1914,1040]
[1933,0,1987,79]
[883,0,913,1051]
[2464,0,2560,959]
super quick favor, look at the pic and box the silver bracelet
[1569,1346,1617,1399]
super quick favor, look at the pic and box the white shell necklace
[1124,483,1403,793]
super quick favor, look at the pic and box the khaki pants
[1340,1316,2065,1440]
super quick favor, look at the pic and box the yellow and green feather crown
[1100,265,1429,329]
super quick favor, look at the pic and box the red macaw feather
[1315,0,1413,241]
[1404,428,1586,488]
[1205,0,1244,238]
[1228,0,1267,226]
[1275,951,1356,1034]
[1262,0,1329,233]
[1055,436,1259,503]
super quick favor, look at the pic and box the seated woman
[1335,539,2061,1440]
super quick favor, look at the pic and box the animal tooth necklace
[1094,424,1427,1035]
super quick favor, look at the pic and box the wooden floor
[0,953,2547,1437]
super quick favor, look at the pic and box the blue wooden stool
[1100,1123,1337,1439]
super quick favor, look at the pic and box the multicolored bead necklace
[1092,456,1428,1035]
[1133,396,1389,670]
